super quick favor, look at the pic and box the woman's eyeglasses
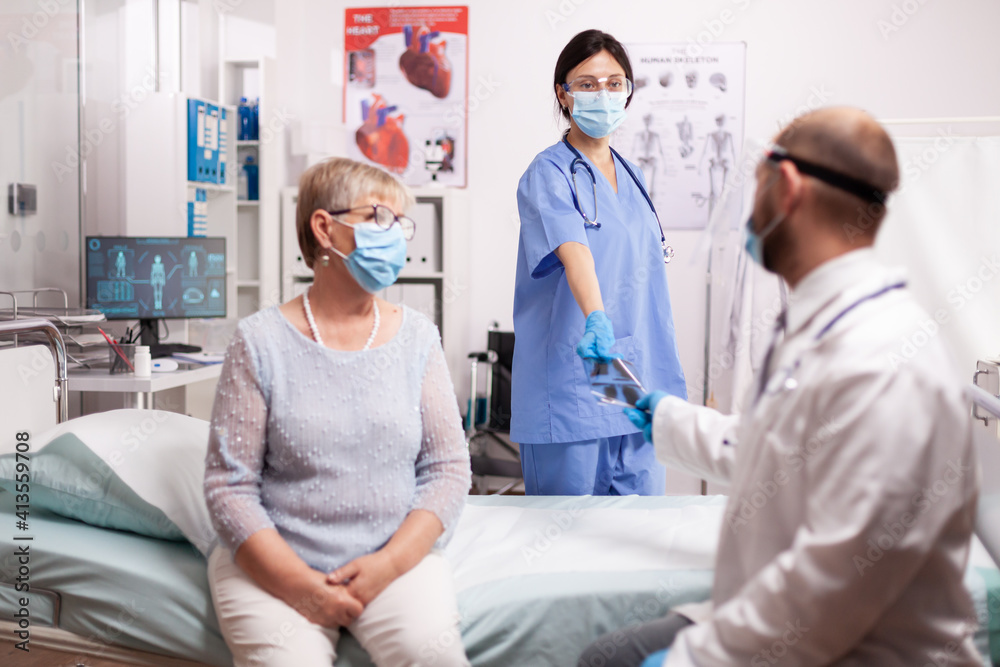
[326,204,416,240]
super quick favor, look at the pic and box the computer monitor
[85,236,227,344]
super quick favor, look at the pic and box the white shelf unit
[122,92,238,321]
[281,187,311,301]
[220,57,280,318]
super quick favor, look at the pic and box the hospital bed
[1,322,999,666]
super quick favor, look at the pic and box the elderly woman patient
[204,157,472,667]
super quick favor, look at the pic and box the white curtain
[702,133,1000,414]
[876,135,1000,381]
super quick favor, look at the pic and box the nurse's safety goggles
[762,144,888,204]
[561,75,633,98]
[326,204,417,240]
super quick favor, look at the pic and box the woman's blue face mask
[570,91,628,139]
[328,218,407,293]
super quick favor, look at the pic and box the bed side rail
[0,318,68,423]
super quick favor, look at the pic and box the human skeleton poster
[613,42,746,230]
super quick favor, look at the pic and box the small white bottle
[133,345,151,378]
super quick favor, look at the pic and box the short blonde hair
[296,157,414,269]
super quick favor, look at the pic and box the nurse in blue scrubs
[512,29,687,496]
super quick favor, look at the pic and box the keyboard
[149,343,202,359]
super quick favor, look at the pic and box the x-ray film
[583,358,646,408]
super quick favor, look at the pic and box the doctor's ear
[776,161,805,213]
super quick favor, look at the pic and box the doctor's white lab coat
[657,250,980,666]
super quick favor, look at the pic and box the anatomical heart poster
[612,42,746,230]
[344,6,468,187]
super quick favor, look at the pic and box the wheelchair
[465,326,522,494]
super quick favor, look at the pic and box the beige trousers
[208,547,470,667]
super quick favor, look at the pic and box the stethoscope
[562,136,675,264]
[754,281,908,405]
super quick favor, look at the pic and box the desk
[68,363,223,409]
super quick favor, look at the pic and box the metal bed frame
[966,383,1000,571]
[0,317,69,423]
[0,316,69,628]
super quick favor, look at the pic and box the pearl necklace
[302,287,380,351]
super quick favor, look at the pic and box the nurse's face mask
[323,204,415,293]
[563,75,633,138]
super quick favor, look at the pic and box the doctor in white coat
[579,107,980,667]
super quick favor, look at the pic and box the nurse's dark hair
[554,30,634,122]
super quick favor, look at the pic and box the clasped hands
[290,550,401,628]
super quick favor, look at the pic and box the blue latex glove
[624,390,668,442]
[576,310,618,360]
[640,649,670,667]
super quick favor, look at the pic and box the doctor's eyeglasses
[562,75,633,98]
[326,204,416,240]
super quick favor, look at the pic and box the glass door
[0,1,81,308]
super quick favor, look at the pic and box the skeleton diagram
[676,116,694,159]
[115,251,126,278]
[695,115,736,222]
[189,251,198,277]
[631,114,665,198]
[150,255,166,310]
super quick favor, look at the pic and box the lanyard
[561,136,673,263]
[754,281,907,405]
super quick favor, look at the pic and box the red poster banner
[344,6,469,187]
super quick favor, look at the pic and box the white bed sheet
[446,500,724,592]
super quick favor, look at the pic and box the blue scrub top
[511,140,687,444]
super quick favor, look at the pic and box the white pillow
[21,410,217,554]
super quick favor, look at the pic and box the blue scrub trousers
[519,433,666,496]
